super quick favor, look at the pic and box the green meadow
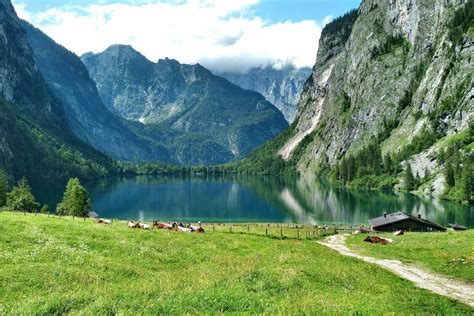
[0,212,472,314]
[346,231,474,282]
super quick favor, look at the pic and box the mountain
[82,46,288,165]
[238,0,473,201]
[20,21,156,162]
[219,66,312,123]
[0,0,113,185]
[280,0,473,198]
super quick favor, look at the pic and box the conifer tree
[57,178,91,217]
[444,162,455,188]
[404,162,416,191]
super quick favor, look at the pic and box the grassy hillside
[0,212,472,314]
[346,231,474,283]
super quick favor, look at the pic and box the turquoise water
[36,175,474,227]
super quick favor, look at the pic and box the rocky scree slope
[82,46,288,165]
[0,0,113,185]
[219,66,312,123]
[277,0,472,198]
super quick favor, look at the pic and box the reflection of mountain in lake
[34,175,473,227]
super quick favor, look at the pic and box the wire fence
[2,210,374,241]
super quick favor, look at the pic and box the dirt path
[318,234,474,308]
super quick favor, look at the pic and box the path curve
[318,234,474,308]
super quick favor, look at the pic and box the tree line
[0,170,92,217]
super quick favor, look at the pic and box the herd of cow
[95,217,205,233]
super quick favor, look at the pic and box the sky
[13,0,361,73]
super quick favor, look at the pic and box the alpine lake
[34,175,474,228]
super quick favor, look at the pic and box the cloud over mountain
[14,0,323,73]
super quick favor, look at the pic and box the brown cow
[363,236,393,245]
[153,221,173,230]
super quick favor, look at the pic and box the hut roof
[369,211,446,231]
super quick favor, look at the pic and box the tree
[460,164,473,203]
[6,177,39,212]
[57,178,91,217]
[444,162,455,188]
[404,162,416,191]
[40,204,50,214]
[0,169,8,207]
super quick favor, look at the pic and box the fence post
[297,228,300,240]
[265,228,268,237]
[73,215,75,221]
[247,225,249,233]
[230,226,232,233]
[213,224,215,232]
[280,228,283,239]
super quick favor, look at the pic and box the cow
[153,221,173,230]
[96,218,111,224]
[363,236,393,245]
[128,221,140,228]
[187,224,205,233]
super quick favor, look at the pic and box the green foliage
[371,35,410,59]
[0,97,114,189]
[444,162,456,188]
[448,0,474,45]
[40,204,50,214]
[0,169,7,207]
[404,162,416,191]
[430,74,471,122]
[57,178,91,217]
[333,142,385,188]
[320,9,359,51]
[6,177,39,212]
[439,125,474,204]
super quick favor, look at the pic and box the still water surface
[36,175,474,227]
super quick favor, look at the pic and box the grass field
[346,231,474,283]
[0,212,473,314]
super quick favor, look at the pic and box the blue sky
[16,0,361,22]
[15,0,361,73]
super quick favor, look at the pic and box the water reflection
[33,175,474,227]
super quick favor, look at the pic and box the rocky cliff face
[281,0,473,196]
[21,21,155,162]
[82,46,288,165]
[0,0,64,128]
[0,0,112,184]
[219,66,312,123]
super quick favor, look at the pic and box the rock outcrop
[281,0,473,196]
[219,66,312,123]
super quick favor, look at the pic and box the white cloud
[14,0,323,73]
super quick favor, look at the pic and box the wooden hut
[369,211,446,232]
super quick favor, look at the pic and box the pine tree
[0,169,8,207]
[57,178,91,217]
[444,162,455,188]
[460,164,473,203]
[404,162,416,191]
[383,154,393,174]
[6,177,39,212]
